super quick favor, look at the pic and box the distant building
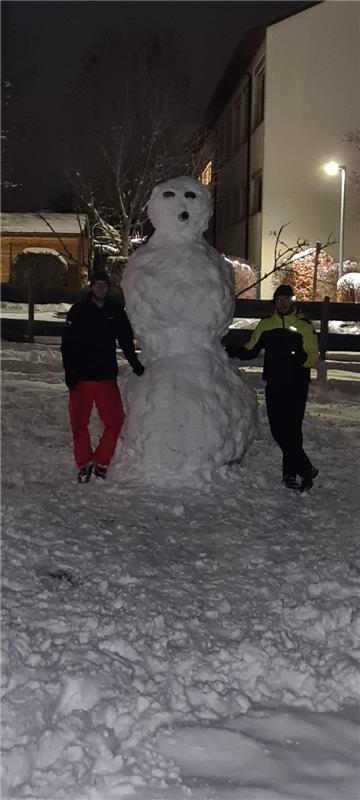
[0,213,89,288]
[203,1,360,297]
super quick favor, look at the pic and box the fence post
[312,240,322,301]
[317,295,330,381]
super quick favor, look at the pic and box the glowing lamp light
[324,161,340,176]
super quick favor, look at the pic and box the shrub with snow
[224,256,257,298]
[337,272,360,303]
[341,260,360,275]
[11,248,68,290]
[276,248,337,301]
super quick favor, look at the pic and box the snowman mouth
[178,211,189,221]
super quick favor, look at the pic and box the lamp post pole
[323,161,347,279]
[338,166,346,278]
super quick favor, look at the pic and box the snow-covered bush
[224,256,257,298]
[341,260,360,275]
[11,248,68,289]
[92,236,146,290]
[276,248,337,301]
[337,272,360,303]
[11,248,68,341]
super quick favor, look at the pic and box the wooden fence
[1,285,360,368]
[224,296,360,358]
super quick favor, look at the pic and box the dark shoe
[311,467,319,480]
[300,475,313,493]
[78,464,93,483]
[94,464,107,479]
[284,476,301,491]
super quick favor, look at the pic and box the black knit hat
[90,269,111,288]
[273,284,294,301]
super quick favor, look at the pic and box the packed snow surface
[120,176,257,481]
[2,340,360,799]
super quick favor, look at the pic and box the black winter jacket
[61,295,144,386]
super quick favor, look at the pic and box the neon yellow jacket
[239,311,318,383]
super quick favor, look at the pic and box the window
[239,183,247,220]
[200,161,212,186]
[240,83,250,144]
[253,58,265,128]
[251,171,263,214]
[232,187,239,225]
[224,110,232,163]
[228,183,247,225]
[233,98,241,155]
[217,122,225,168]
[224,191,231,228]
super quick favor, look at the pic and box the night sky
[2,1,313,211]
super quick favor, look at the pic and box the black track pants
[265,381,313,478]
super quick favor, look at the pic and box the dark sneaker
[311,467,319,480]
[300,475,313,493]
[94,464,107,479]
[78,464,93,483]
[284,476,301,491]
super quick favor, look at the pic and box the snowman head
[147,176,212,243]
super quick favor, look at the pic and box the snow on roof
[22,247,68,264]
[0,213,88,235]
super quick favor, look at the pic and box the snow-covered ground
[2,341,360,799]
[1,302,72,321]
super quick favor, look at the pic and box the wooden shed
[0,213,89,288]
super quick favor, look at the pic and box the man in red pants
[61,270,144,482]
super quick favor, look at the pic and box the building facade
[204,1,360,297]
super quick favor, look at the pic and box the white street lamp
[323,161,346,278]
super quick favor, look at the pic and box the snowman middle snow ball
[119,175,257,483]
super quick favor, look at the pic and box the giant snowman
[119,176,257,483]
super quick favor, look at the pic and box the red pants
[69,380,125,468]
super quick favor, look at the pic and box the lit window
[200,161,212,186]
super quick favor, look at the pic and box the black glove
[65,372,79,390]
[132,362,145,376]
[236,345,254,360]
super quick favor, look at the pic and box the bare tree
[236,224,337,298]
[64,35,201,263]
[272,225,337,300]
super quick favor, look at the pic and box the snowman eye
[163,191,175,198]
[184,191,196,199]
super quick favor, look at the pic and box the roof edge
[204,1,321,126]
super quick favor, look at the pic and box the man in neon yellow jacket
[236,284,318,492]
